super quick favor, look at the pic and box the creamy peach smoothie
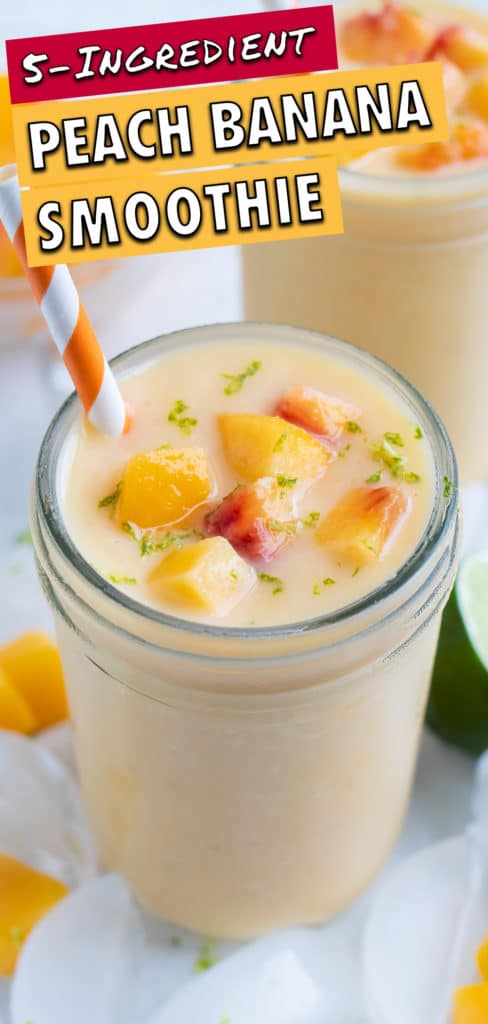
[63,337,433,626]
[32,325,459,938]
[244,0,488,483]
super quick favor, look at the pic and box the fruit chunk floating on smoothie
[275,386,361,444]
[338,1,488,174]
[116,447,214,529]
[149,536,256,613]
[206,477,297,562]
[67,338,432,625]
[316,486,410,565]
[218,413,333,484]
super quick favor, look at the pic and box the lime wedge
[427,551,488,756]
[457,552,488,672]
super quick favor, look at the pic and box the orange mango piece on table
[0,667,36,735]
[0,631,68,732]
[477,935,488,981]
[0,853,68,975]
[117,447,213,530]
[316,486,410,564]
[218,413,333,485]
[453,984,488,1023]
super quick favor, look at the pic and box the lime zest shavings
[168,399,197,436]
[98,481,122,518]
[222,360,261,395]
[193,937,219,973]
[258,572,284,595]
[273,431,288,453]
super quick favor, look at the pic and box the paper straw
[0,166,128,436]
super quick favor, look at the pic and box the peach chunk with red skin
[206,477,297,564]
[316,486,410,564]
[427,23,488,72]
[396,119,488,171]
[340,2,434,65]
[466,70,488,123]
[275,386,361,445]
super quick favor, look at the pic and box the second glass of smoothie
[32,323,459,938]
[245,0,488,483]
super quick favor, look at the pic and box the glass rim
[35,321,459,645]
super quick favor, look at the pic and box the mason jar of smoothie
[244,0,488,483]
[31,323,459,939]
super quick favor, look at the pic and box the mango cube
[0,853,68,975]
[466,71,488,123]
[118,447,213,529]
[438,25,488,72]
[396,120,488,171]
[275,386,361,443]
[453,984,488,1024]
[339,3,433,65]
[218,413,333,485]
[0,631,68,732]
[477,936,488,981]
[316,486,410,563]
[206,477,297,563]
[0,668,36,735]
[149,537,256,615]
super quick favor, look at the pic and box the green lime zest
[339,444,351,459]
[404,471,422,484]
[193,937,219,973]
[168,399,197,436]
[107,573,137,585]
[352,566,361,577]
[276,474,297,488]
[268,519,298,535]
[366,470,382,484]
[140,531,190,558]
[384,431,404,447]
[302,511,320,528]
[313,582,320,595]
[98,481,122,518]
[14,528,32,546]
[443,476,455,499]
[345,421,362,434]
[258,572,284,595]
[413,425,423,440]
[222,360,261,395]
[323,577,336,585]
[273,430,288,453]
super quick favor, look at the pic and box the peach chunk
[316,486,410,563]
[339,2,433,65]
[149,536,255,614]
[477,936,488,981]
[0,632,68,732]
[218,414,333,485]
[0,853,68,975]
[453,984,488,1024]
[206,477,297,563]
[430,24,488,73]
[396,120,488,171]
[118,447,214,529]
[275,386,361,443]
[466,71,488,123]
[0,668,36,735]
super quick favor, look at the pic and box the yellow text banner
[13,61,448,187]
[20,157,344,265]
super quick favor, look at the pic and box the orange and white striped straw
[0,166,128,436]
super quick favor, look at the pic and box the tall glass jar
[32,324,460,939]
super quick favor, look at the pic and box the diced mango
[275,386,361,443]
[453,984,488,1024]
[339,2,433,65]
[0,632,68,732]
[218,414,333,485]
[316,486,410,563]
[206,477,297,563]
[395,120,488,171]
[477,936,488,981]
[0,853,68,975]
[0,668,36,735]
[441,58,468,110]
[434,25,488,73]
[117,447,214,530]
[149,537,255,615]
[466,71,488,123]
